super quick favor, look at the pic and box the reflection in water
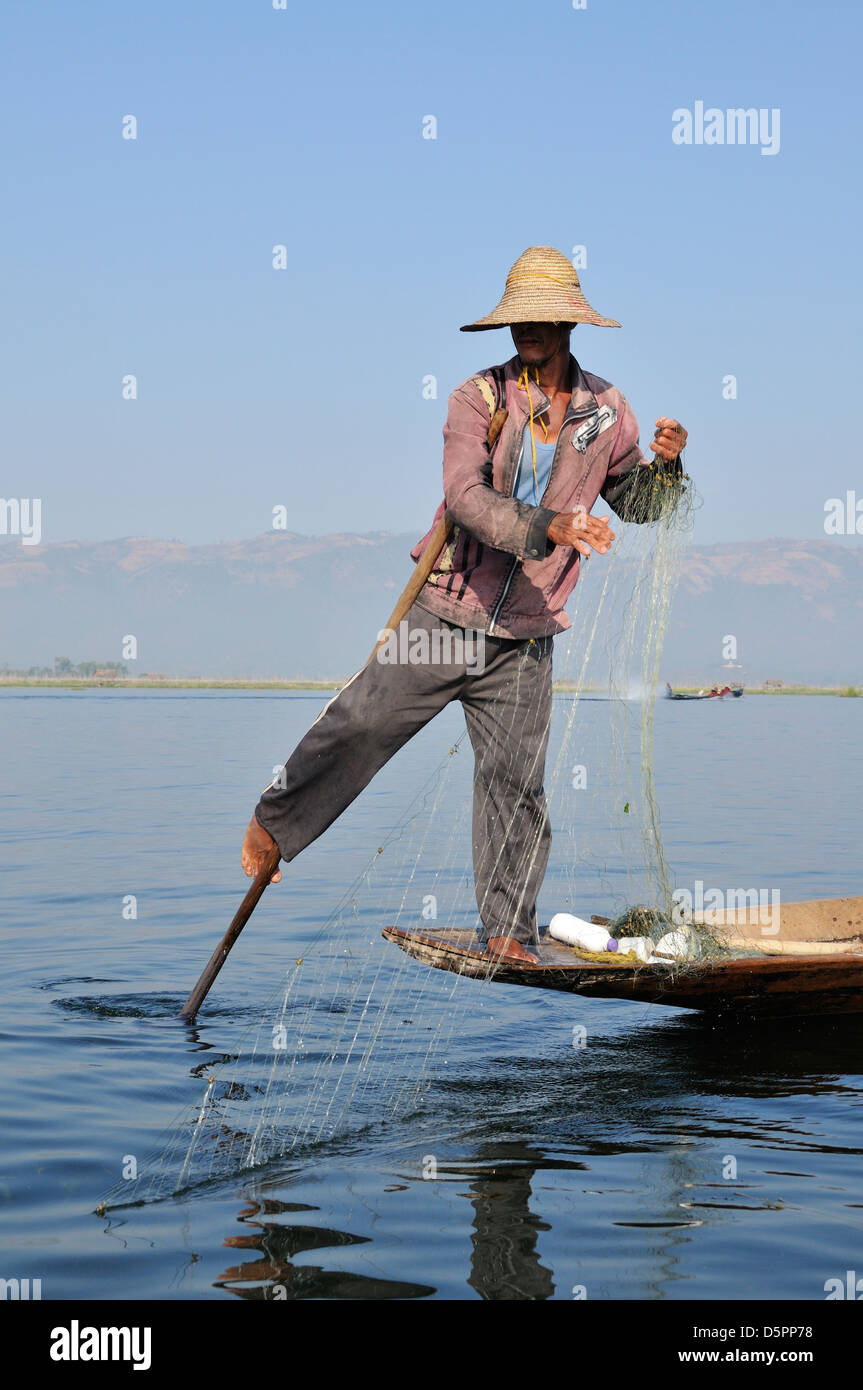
[433,1012,863,1150]
[204,1011,863,1299]
[435,1012,863,1297]
[164,1007,863,1299]
[459,1144,556,1300]
[215,1196,435,1300]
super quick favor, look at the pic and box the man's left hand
[650,417,687,462]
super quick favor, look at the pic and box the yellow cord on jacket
[517,365,548,497]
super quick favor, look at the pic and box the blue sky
[2,0,861,546]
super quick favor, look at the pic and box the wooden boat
[383,896,863,1017]
[665,685,743,700]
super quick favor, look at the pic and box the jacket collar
[504,353,598,421]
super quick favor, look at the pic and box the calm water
[1,688,862,1301]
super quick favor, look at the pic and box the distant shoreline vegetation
[0,676,859,696]
[2,657,131,680]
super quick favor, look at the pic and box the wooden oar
[179,843,281,1021]
[177,405,504,1024]
[720,937,862,957]
[370,513,453,661]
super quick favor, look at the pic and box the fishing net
[100,453,735,1214]
[544,458,732,962]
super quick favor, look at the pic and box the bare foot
[486,935,539,965]
[241,814,282,882]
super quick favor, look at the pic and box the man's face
[510,321,570,367]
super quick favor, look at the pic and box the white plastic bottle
[616,936,653,963]
[548,913,615,953]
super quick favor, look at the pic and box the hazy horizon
[4,530,862,685]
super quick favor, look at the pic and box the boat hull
[383,898,863,1017]
[667,690,742,700]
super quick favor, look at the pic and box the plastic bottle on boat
[616,936,654,963]
[548,914,617,953]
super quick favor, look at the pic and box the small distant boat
[665,684,743,701]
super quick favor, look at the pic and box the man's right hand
[547,508,615,557]
[241,814,282,882]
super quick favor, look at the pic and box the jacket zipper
[488,556,518,635]
[489,430,529,635]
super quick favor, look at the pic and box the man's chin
[518,351,556,372]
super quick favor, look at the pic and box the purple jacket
[412,353,676,639]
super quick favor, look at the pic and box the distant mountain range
[2,532,861,684]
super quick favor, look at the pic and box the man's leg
[460,635,553,951]
[251,604,467,866]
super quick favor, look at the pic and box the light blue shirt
[513,425,556,506]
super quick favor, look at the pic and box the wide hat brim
[460,249,621,331]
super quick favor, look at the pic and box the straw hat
[460,245,621,331]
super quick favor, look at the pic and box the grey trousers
[255,602,553,945]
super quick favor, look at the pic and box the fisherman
[241,246,688,965]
